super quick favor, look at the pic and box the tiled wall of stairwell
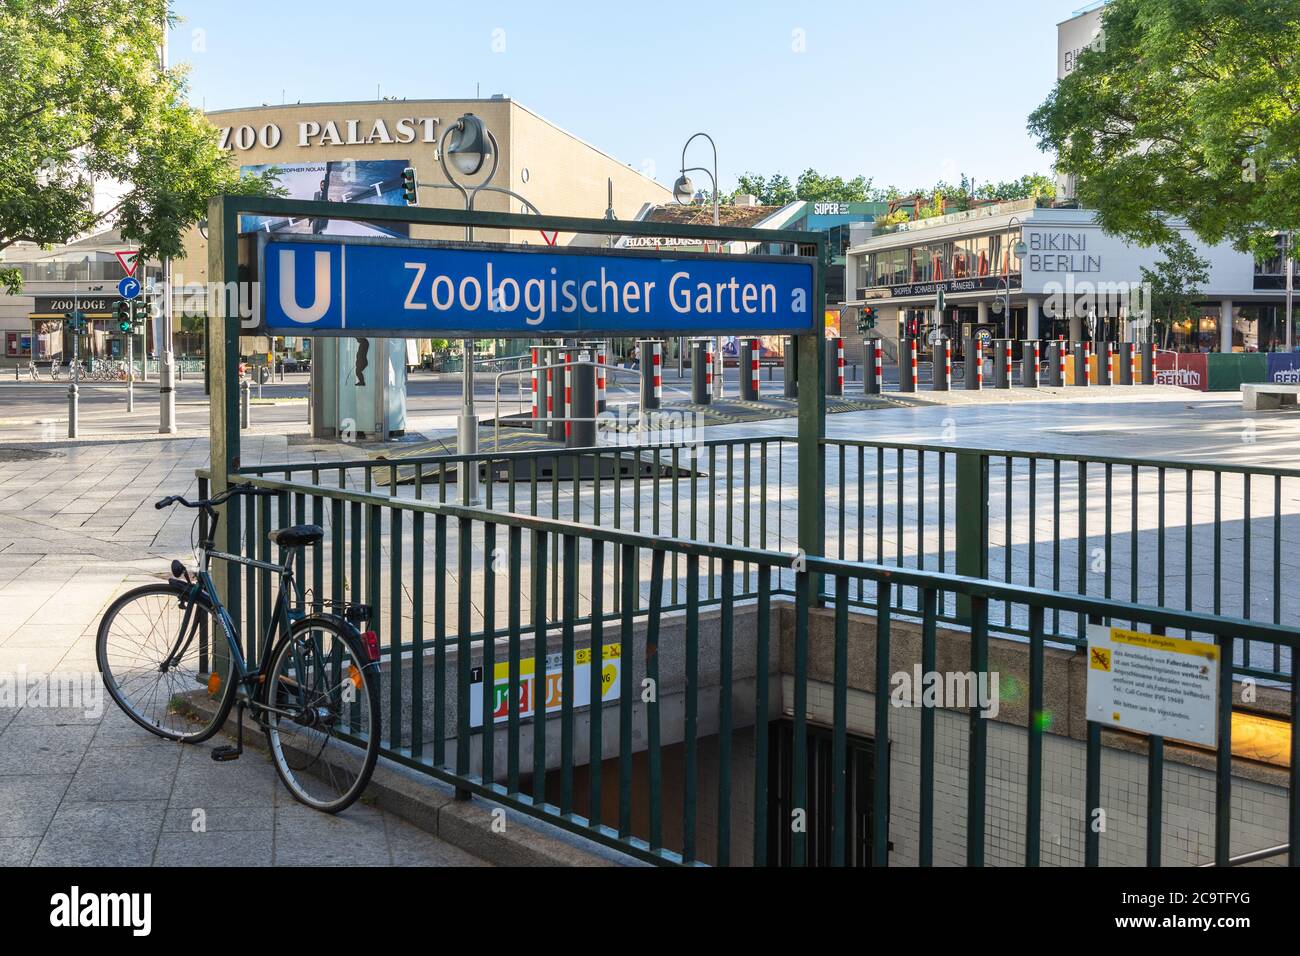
[783,676,1291,866]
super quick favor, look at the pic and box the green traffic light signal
[401,166,418,206]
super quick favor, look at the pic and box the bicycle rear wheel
[96,582,237,742]
[262,618,381,813]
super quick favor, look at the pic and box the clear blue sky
[170,0,1086,195]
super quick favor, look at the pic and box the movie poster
[239,160,411,238]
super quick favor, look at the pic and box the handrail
[1197,843,1289,867]
[236,432,1300,481]
[822,437,1300,481]
[202,468,1300,650]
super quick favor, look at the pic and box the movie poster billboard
[239,160,411,238]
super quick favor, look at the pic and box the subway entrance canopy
[255,233,817,337]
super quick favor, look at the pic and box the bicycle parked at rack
[96,483,382,812]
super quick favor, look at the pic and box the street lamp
[676,132,720,387]
[1003,215,1023,339]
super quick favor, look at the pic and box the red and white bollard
[652,342,662,405]
[900,338,917,392]
[826,337,844,396]
[751,339,761,399]
[530,346,540,427]
[640,339,662,411]
[933,338,952,391]
[1003,340,1013,389]
[866,341,883,394]
[595,345,607,413]
[563,351,573,440]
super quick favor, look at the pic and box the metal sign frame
[207,194,826,604]
[251,231,819,338]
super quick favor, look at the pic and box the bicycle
[96,483,382,813]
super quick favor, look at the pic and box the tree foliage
[0,0,279,292]
[1139,234,1212,346]
[1028,0,1300,256]
[729,169,1053,211]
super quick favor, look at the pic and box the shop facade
[843,200,1294,361]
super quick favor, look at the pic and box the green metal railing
[197,468,1299,867]
[241,436,1300,681]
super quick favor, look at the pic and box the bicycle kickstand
[211,699,245,762]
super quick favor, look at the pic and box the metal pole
[1286,229,1294,352]
[442,120,502,507]
[67,284,79,438]
[126,327,134,412]
[158,23,176,433]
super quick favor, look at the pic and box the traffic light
[65,310,87,333]
[858,306,877,335]
[401,166,418,206]
[131,300,147,328]
[115,301,131,333]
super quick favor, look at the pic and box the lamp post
[158,19,176,434]
[1286,229,1294,352]
[675,133,720,394]
[1003,215,1023,339]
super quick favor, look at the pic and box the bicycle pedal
[210,745,241,762]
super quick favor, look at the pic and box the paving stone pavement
[2,390,1297,865]
[0,435,485,867]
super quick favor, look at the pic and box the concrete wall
[377,596,1290,866]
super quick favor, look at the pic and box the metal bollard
[739,338,759,401]
[1096,341,1114,386]
[963,336,983,390]
[1139,342,1155,384]
[900,338,918,393]
[595,345,607,413]
[1045,340,1065,387]
[993,338,1013,389]
[1118,342,1137,385]
[691,340,712,404]
[865,340,883,395]
[1020,341,1040,388]
[67,381,79,437]
[783,336,798,398]
[932,337,952,391]
[240,377,251,428]
[638,340,662,411]
[568,359,597,447]
[1073,342,1092,386]
[825,338,844,396]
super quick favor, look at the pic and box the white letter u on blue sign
[278,249,332,324]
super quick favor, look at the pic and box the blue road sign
[256,234,817,337]
[118,276,141,300]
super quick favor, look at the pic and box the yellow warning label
[1110,627,1219,661]
[1089,647,1112,671]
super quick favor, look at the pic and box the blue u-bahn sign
[255,234,816,337]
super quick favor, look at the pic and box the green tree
[1139,235,1211,348]
[793,169,872,203]
[0,0,279,293]
[733,173,796,205]
[973,174,1057,202]
[1028,0,1300,256]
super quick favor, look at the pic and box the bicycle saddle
[268,524,324,547]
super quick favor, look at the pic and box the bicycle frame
[172,520,305,717]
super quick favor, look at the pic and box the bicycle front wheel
[96,582,238,742]
[262,618,381,813]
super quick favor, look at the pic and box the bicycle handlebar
[154,483,276,511]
